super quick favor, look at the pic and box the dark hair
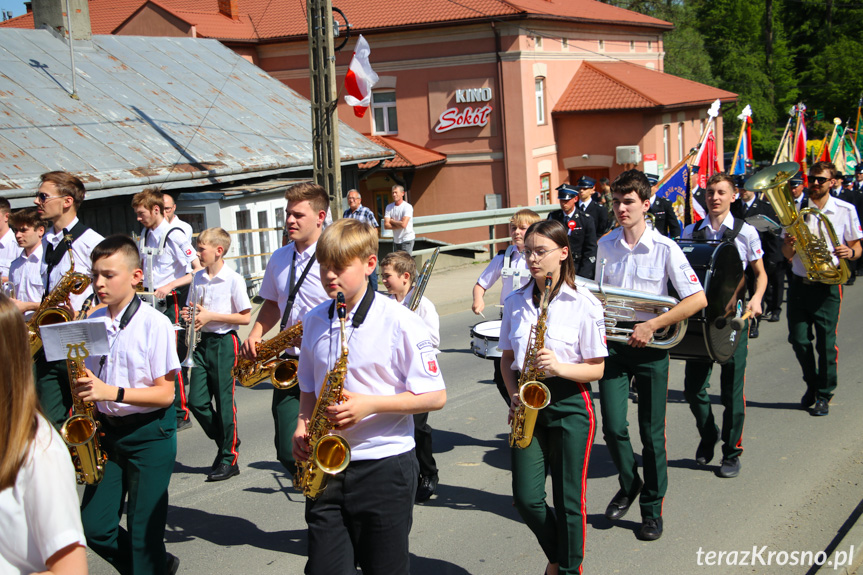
[381,251,417,283]
[40,171,86,209]
[91,235,142,270]
[524,219,576,290]
[809,161,837,178]
[8,207,48,231]
[285,182,330,214]
[706,173,736,189]
[131,189,165,213]
[0,197,10,215]
[611,169,651,202]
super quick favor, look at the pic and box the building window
[561,38,568,51]
[678,123,684,163]
[663,125,670,167]
[275,206,285,232]
[535,77,546,125]
[257,210,270,269]
[539,173,551,205]
[235,209,252,278]
[598,39,604,51]
[372,91,398,135]
[532,35,543,50]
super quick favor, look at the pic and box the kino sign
[435,87,493,133]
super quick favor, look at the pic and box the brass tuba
[27,235,91,356]
[233,321,303,389]
[745,162,850,285]
[294,292,351,499]
[509,273,553,449]
[60,341,108,485]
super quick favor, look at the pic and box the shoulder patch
[421,351,440,376]
[417,340,434,351]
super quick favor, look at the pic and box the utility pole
[307,0,342,219]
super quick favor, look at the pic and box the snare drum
[669,240,744,364]
[470,320,502,359]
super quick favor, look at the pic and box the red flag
[693,125,719,189]
[793,106,808,182]
[818,139,830,162]
[344,35,379,118]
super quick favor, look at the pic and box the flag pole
[773,110,794,164]
[730,115,747,175]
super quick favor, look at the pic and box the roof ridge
[583,61,659,107]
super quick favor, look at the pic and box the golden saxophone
[746,162,850,285]
[28,234,91,356]
[294,292,351,499]
[509,273,553,449]
[233,321,303,389]
[59,340,108,485]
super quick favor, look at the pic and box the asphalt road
[84,286,863,575]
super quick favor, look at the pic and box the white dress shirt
[682,213,763,270]
[784,195,863,278]
[391,289,440,348]
[385,202,415,243]
[41,218,103,312]
[8,244,44,318]
[187,264,252,334]
[168,216,194,242]
[0,227,22,279]
[140,218,194,291]
[477,246,530,305]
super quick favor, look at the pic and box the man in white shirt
[7,207,47,319]
[681,173,766,479]
[0,197,22,281]
[162,193,194,241]
[385,184,415,254]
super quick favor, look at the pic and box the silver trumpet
[181,278,206,369]
[1,281,14,298]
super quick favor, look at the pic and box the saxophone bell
[233,322,304,388]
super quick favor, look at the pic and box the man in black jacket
[575,176,610,236]
[646,174,682,239]
[548,181,598,279]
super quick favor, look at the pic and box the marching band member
[76,236,180,575]
[0,196,22,282]
[34,171,104,427]
[7,208,46,319]
[181,228,251,482]
[162,193,194,241]
[0,294,88,575]
[132,189,200,431]
[241,182,330,478]
[294,218,446,575]
[547,180,598,279]
[784,161,862,416]
[682,173,767,478]
[597,170,706,541]
[381,250,441,503]
[472,208,541,404]
[499,219,606,575]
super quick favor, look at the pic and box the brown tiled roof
[1,0,671,40]
[360,136,446,170]
[554,61,737,113]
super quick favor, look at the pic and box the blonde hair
[198,227,231,251]
[285,182,329,214]
[380,251,417,283]
[0,295,39,490]
[131,189,164,213]
[317,218,378,269]
[511,208,541,227]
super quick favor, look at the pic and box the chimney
[218,0,240,21]
[32,0,91,41]
[24,2,32,13]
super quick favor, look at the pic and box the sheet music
[40,318,110,362]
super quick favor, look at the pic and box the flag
[344,35,379,118]
[816,138,830,163]
[856,96,863,154]
[793,104,808,182]
[731,108,753,175]
[655,155,690,226]
[692,123,719,189]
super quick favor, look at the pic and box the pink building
[4,0,737,247]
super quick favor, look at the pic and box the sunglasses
[808,176,830,186]
[35,192,65,203]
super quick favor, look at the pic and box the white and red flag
[344,35,379,118]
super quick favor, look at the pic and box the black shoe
[416,474,438,503]
[176,417,192,432]
[810,398,829,416]
[761,311,772,322]
[636,517,663,541]
[718,457,741,478]
[768,310,781,323]
[207,463,239,482]
[748,320,759,339]
[800,389,815,409]
[846,277,856,285]
[695,431,720,466]
[211,453,221,470]
[166,552,180,575]
[604,477,643,520]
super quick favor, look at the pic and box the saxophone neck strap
[98,295,143,375]
[329,284,374,328]
[280,251,317,330]
[43,220,88,298]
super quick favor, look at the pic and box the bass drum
[669,241,745,364]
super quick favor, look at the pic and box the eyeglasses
[523,247,562,260]
[35,192,65,204]
[809,176,830,186]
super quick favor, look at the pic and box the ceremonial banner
[344,35,379,118]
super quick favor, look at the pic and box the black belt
[100,408,167,428]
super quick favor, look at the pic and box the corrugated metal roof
[0,29,391,204]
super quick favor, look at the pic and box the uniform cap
[556,183,578,199]
[574,175,596,189]
[645,173,660,186]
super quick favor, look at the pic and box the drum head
[703,242,744,363]
[471,320,502,337]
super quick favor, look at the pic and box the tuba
[294,292,351,499]
[59,340,108,484]
[233,321,303,389]
[745,162,850,285]
[509,273,553,449]
[27,235,91,356]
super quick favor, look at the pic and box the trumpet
[181,277,206,370]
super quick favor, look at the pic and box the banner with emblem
[655,153,692,227]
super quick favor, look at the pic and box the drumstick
[478,311,486,319]
[714,310,753,331]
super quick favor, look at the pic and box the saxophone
[28,235,91,356]
[59,340,108,484]
[293,292,352,499]
[509,273,553,449]
[233,321,303,389]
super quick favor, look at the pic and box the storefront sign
[435,104,493,133]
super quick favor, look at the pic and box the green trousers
[160,293,190,422]
[81,407,177,575]
[787,276,842,401]
[188,332,241,466]
[273,373,300,476]
[33,350,72,428]
[511,377,595,574]
[599,343,668,520]
[683,324,749,460]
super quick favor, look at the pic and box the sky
[0,0,26,20]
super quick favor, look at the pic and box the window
[678,123,684,163]
[235,209,252,278]
[663,125,670,166]
[257,210,270,269]
[598,39,605,51]
[372,91,398,135]
[532,35,543,50]
[539,173,551,205]
[275,206,285,233]
[535,77,546,125]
